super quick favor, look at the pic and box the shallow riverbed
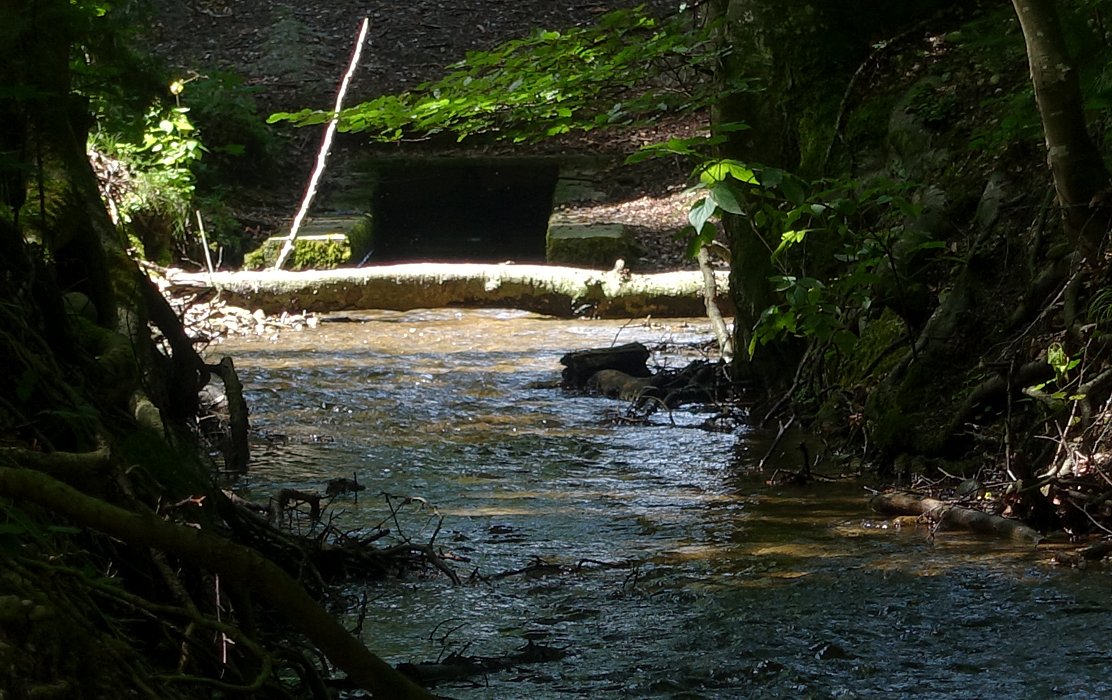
[211,309,1110,699]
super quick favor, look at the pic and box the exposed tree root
[0,466,435,699]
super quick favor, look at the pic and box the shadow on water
[212,309,1111,699]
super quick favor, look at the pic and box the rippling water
[212,309,1111,699]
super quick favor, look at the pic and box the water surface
[212,309,1110,699]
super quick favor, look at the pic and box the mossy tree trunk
[1011,0,1112,256]
[712,0,862,384]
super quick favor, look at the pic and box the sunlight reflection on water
[212,309,1112,700]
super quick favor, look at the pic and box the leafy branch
[269,7,730,143]
[635,131,943,362]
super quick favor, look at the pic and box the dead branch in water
[870,491,1043,544]
[397,640,568,688]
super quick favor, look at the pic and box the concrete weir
[217,154,728,317]
[248,153,673,271]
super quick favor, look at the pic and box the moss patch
[840,309,907,386]
[243,234,351,270]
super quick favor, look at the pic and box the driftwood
[587,368,657,400]
[1052,539,1112,566]
[326,475,366,496]
[870,491,1043,544]
[654,360,721,407]
[1076,539,1112,560]
[274,488,323,524]
[580,360,724,413]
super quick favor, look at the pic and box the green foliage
[64,4,267,262]
[1046,342,1080,383]
[269,7,727,143]
[643,129,942,361]
[89,95,202,244]
[186,71,278,188]
[1028,342,1084,404]
[1086,286,1112,329]
[742,175,934,359]
[192,194,248,264]
[68,1,167,121]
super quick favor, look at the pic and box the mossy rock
[242,234,351,270]
[546,221,636,269]
[864,356,951,458]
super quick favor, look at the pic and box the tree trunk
[713,0,823,382]
[1011,0,1112,255]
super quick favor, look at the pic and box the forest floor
[143,0,709,272]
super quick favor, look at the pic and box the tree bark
[1011,0,1112,254]
[712,0,845,382]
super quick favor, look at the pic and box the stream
[212,309,1111,699]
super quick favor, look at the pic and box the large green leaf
[687,196,718,235]
[699,159,756,186]
[709,182,744,214]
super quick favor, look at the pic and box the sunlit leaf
[771,229,812,259]
[699,159,756,186]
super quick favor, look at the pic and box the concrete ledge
[546,221,636,268]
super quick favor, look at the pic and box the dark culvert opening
[369,159,559,264]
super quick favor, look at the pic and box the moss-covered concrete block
[243,234,352,270]
[546,221,635,269]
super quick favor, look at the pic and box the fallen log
[165,263,732,318]
[869,491,1043,544]
[587,368,657,400]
